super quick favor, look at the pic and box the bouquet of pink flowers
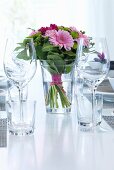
[29,24,89,60]
[16,24,89,111]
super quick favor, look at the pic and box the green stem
[46,83,71,109]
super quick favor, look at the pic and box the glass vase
[40,60,75,114]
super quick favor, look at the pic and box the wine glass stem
[92,87,96,127]
[18,88,23,123]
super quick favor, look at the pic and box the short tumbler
[6,100,36,135]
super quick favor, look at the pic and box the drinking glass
[6,100,36,135]
[76,80,103,130]
[4,37,37,135]
[76,37,110,128]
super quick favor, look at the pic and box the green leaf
[47,53,63,60]
[17,43,25,47]
[14,43,25,52]
[42,43,55,52]
[47,67,59,74]
[73,42,78,50]
[71,31,79,38]
[35,45,47,60]
[46,60,59,74]
[34,36,41,42]
[65,65,73,73]
[58,26,70,32]
[16,49,31,60]
[47,53,65,74]
[63,51,76,57]
[14,46,24,51]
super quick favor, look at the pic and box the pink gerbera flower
[79,32,89,46]
[49,30,74,51]
[75,32,89,46]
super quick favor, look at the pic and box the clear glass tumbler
[6,100,36,135]
[40,60,75,114]
[76,80,103,130]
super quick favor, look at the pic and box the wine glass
[76,37,110,130]
[4,37,37,135]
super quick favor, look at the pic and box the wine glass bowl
[4,38,37,89]
[77,37,110,88]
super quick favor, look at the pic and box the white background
[0,0,114,68]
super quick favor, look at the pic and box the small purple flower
[98,52,105,60]
[95,52,106,63]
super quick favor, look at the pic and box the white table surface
[0,65,114,170]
